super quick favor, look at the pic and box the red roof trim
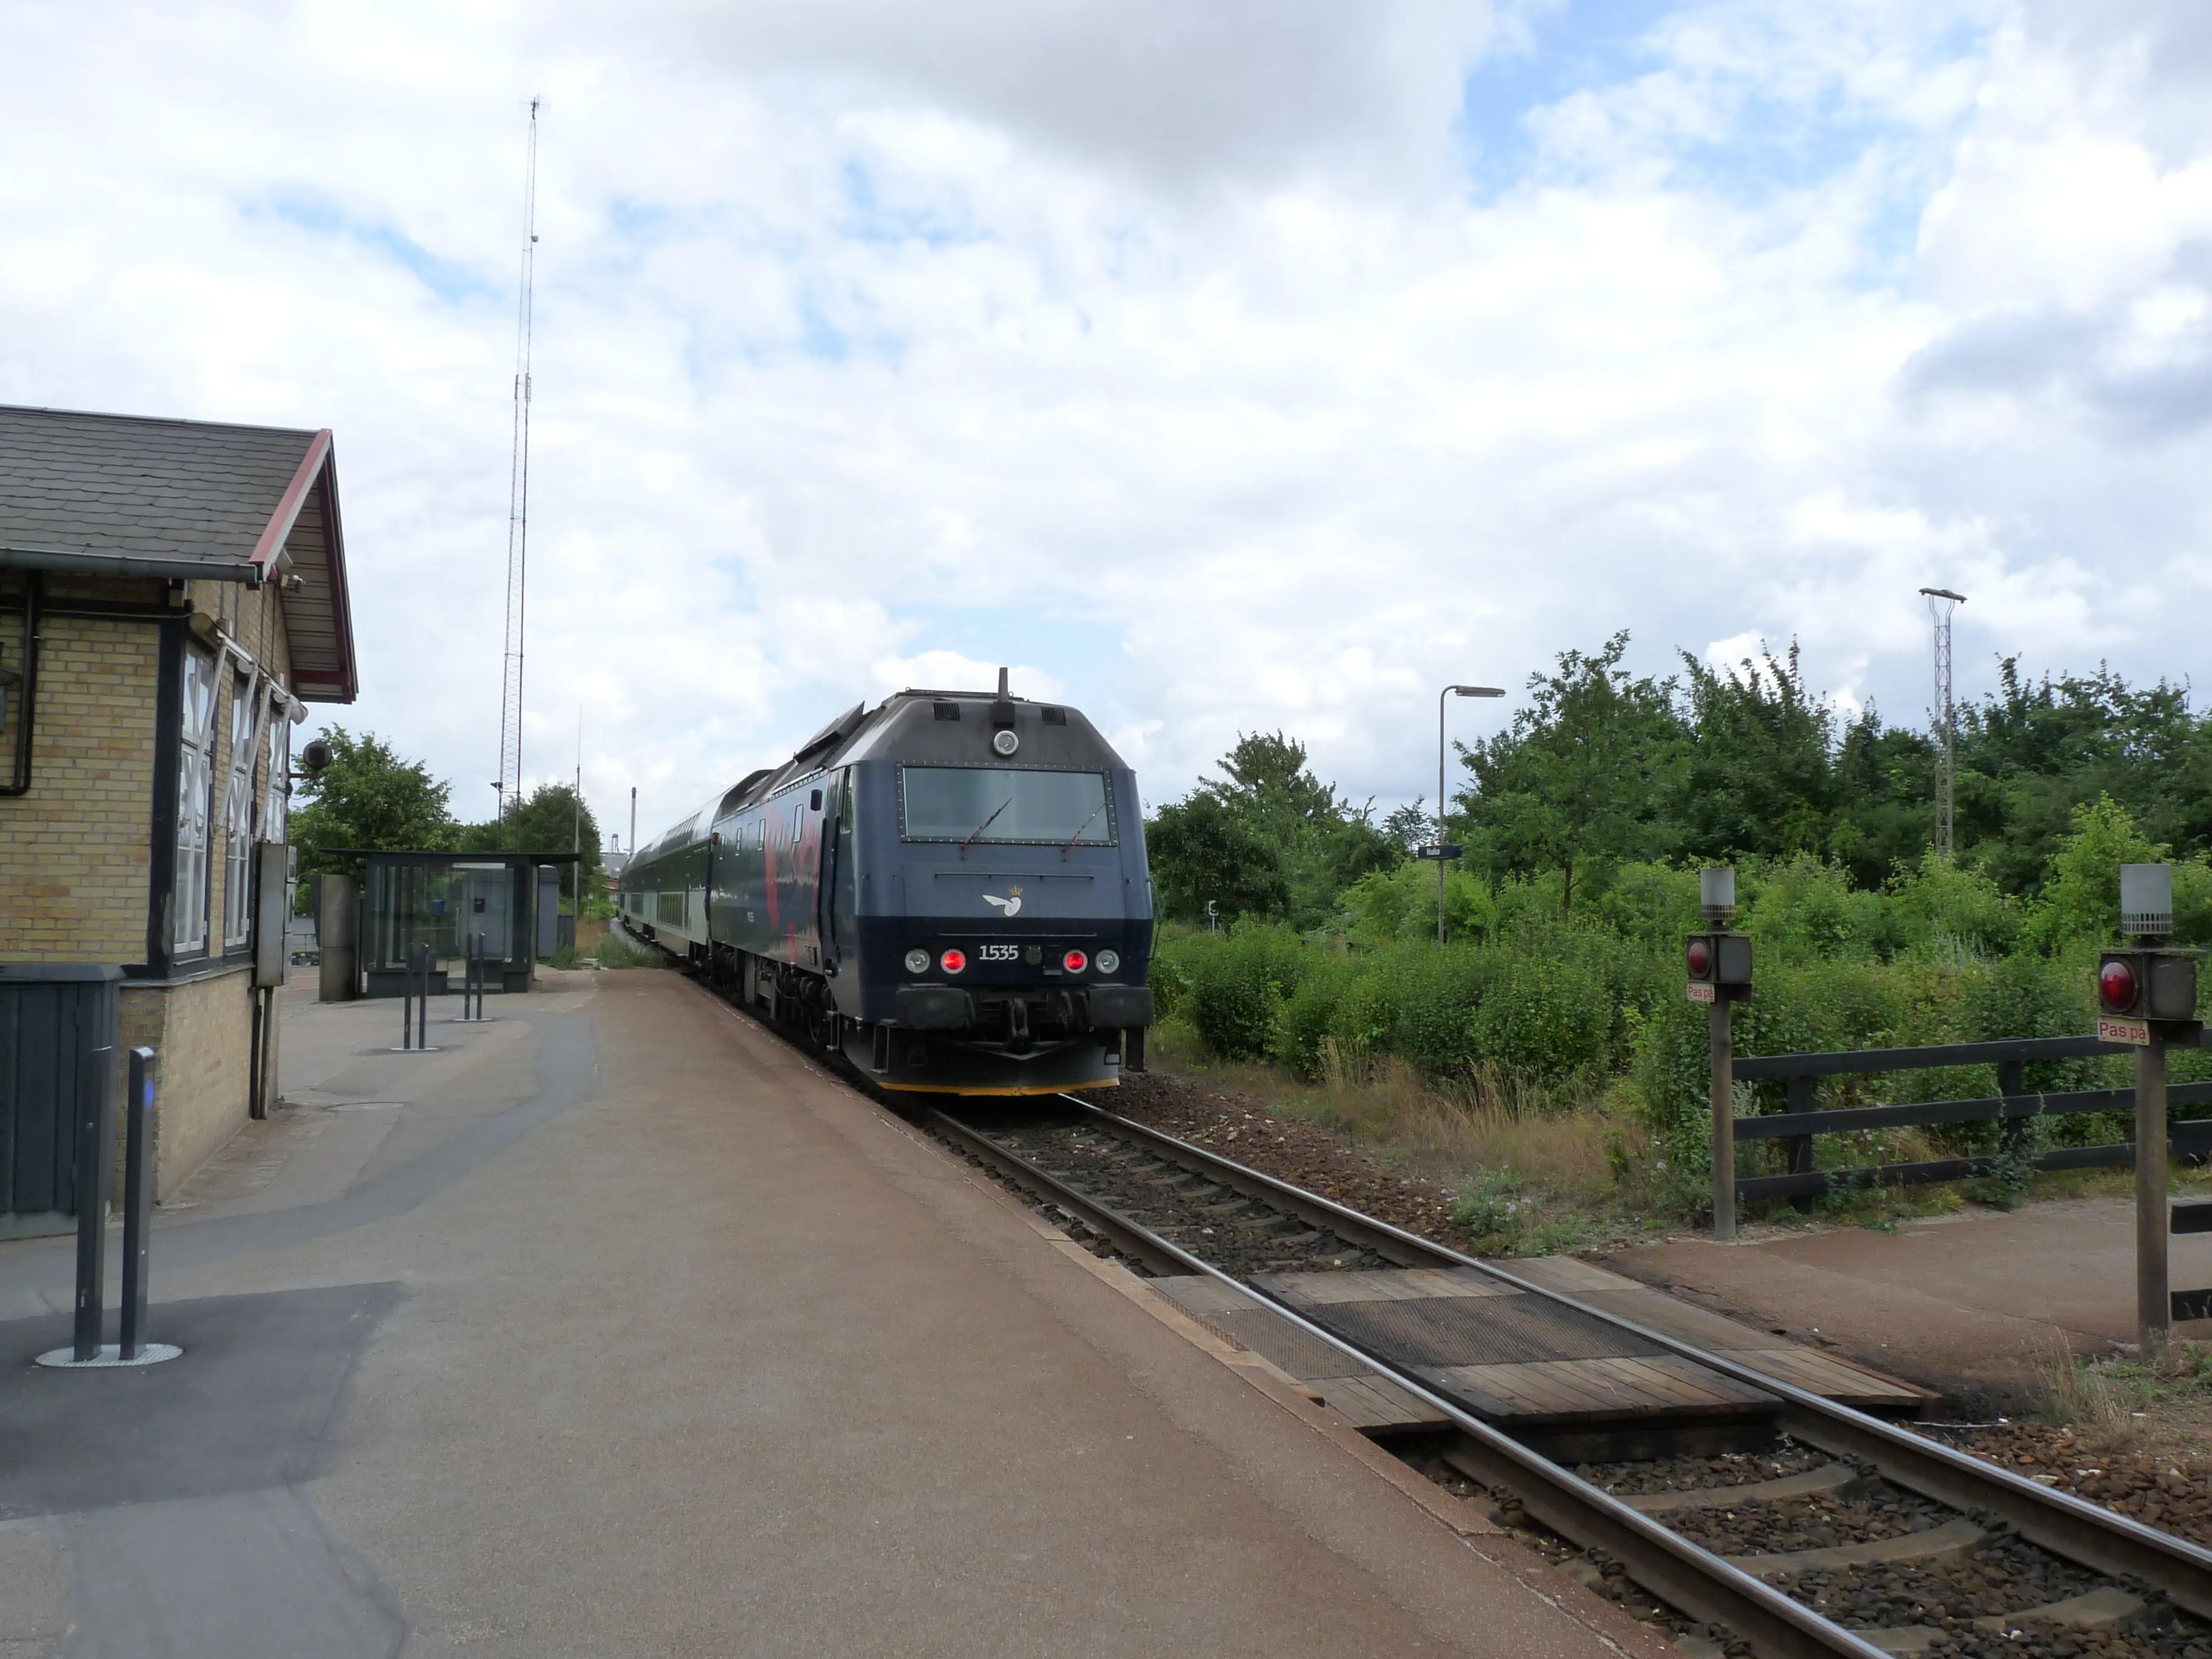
[249,427,332,574]
[313,446,360,703]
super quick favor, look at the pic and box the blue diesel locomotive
[618,673,1156,1094]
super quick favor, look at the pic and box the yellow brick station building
[1,404,358,1200]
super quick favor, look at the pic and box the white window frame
[174,644,220,954]
[223,670,263,948]
[264,703,290,846]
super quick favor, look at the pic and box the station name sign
[1413,843,1464,862]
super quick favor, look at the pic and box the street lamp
[1436,683,1506,943]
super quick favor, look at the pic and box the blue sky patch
[837,160,985,251]
[255,192,497,303]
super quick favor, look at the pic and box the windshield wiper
[1061,802,1107,859]
[960,797,1013,858]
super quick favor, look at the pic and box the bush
[1386,944,1498,1076]
[1275,955,1367,1077]
[1341,862,1495,947]
[1889,854,2018,959]
[1471,950,1612,1079]
[1184,925,1310,1059]
[1741,853,1897,962]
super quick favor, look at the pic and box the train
[618,671,1156,1094]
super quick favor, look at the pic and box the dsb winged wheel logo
[982,893,1022,917]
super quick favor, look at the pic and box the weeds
[592,931,662,970]
[1965,1113,2052,1210]
[2039,1336,2212,1441]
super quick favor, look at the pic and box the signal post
[1686,868,1753,1241]
[2096,864,2202,1358]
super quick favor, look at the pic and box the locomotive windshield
[900,766,1114,845]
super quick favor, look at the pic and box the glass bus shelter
[342,851,581,998]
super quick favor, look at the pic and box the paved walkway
[1,971,1664,1658]
[1604,1196,2212,1410]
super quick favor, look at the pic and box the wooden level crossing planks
[1145,1276,1450,1433]
[1255,1266,1769,1430]
[1437,1356,1774,1423]
[1504,1258,1931,1413]
[1275,1269,1515,1304]
[1153,1259,1924,1438]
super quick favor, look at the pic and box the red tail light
[940,948,967,974]
[1063,950,1088,973]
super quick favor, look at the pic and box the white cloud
[4,0,2211,843]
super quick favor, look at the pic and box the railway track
[626,927,2212,1659]
[927,1096,2212,1659]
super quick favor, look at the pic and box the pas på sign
[1686,982,1715,1004]
[2099,1016,2152,1047]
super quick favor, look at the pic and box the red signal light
[2100,957,2137,1011]
[1686,939,1712,977]
[940,948,967,974]
[1064,950,1088,973]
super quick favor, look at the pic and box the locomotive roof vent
[933,701,960,721]
[1041,707,1066,726]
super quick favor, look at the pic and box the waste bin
[0,964,121,1238]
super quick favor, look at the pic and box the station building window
[173,643,220,954]
[264,705,290,844]
[223,671,260,948]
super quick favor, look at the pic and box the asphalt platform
[0,969,1667,1658]
[1606,1195,2212,1408]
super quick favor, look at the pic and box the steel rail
[931,1105,1888,1659]
[1051,1094,2212,1624]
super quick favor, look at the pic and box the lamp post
[1438,684,1506,943]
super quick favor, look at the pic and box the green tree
[456,782,606,908]
[1459,632,1686,916]
[1147,732,1398,928]
[1145,791,1292,923]
[1671,643,1836,863]
[1381,799,1432,853]
[2021,794,2162,953]
[290,727,457,874]
[1955,661,2200,895]
[1828,705,1936,889]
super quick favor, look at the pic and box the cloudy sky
[5,0,2209,846]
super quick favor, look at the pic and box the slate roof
[0,404,358,702]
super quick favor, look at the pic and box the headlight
[1096,950,1120,975]
[991,729,1019,756]
[903,948,931,974]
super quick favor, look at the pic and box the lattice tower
[495,98,542,846]
[1921,587,1965,858]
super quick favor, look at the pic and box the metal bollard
[71,1039,116,1362]
[119,1047,156,1360]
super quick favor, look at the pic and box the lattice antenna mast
[495,97,543,848]
[1920,587,1966,858]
